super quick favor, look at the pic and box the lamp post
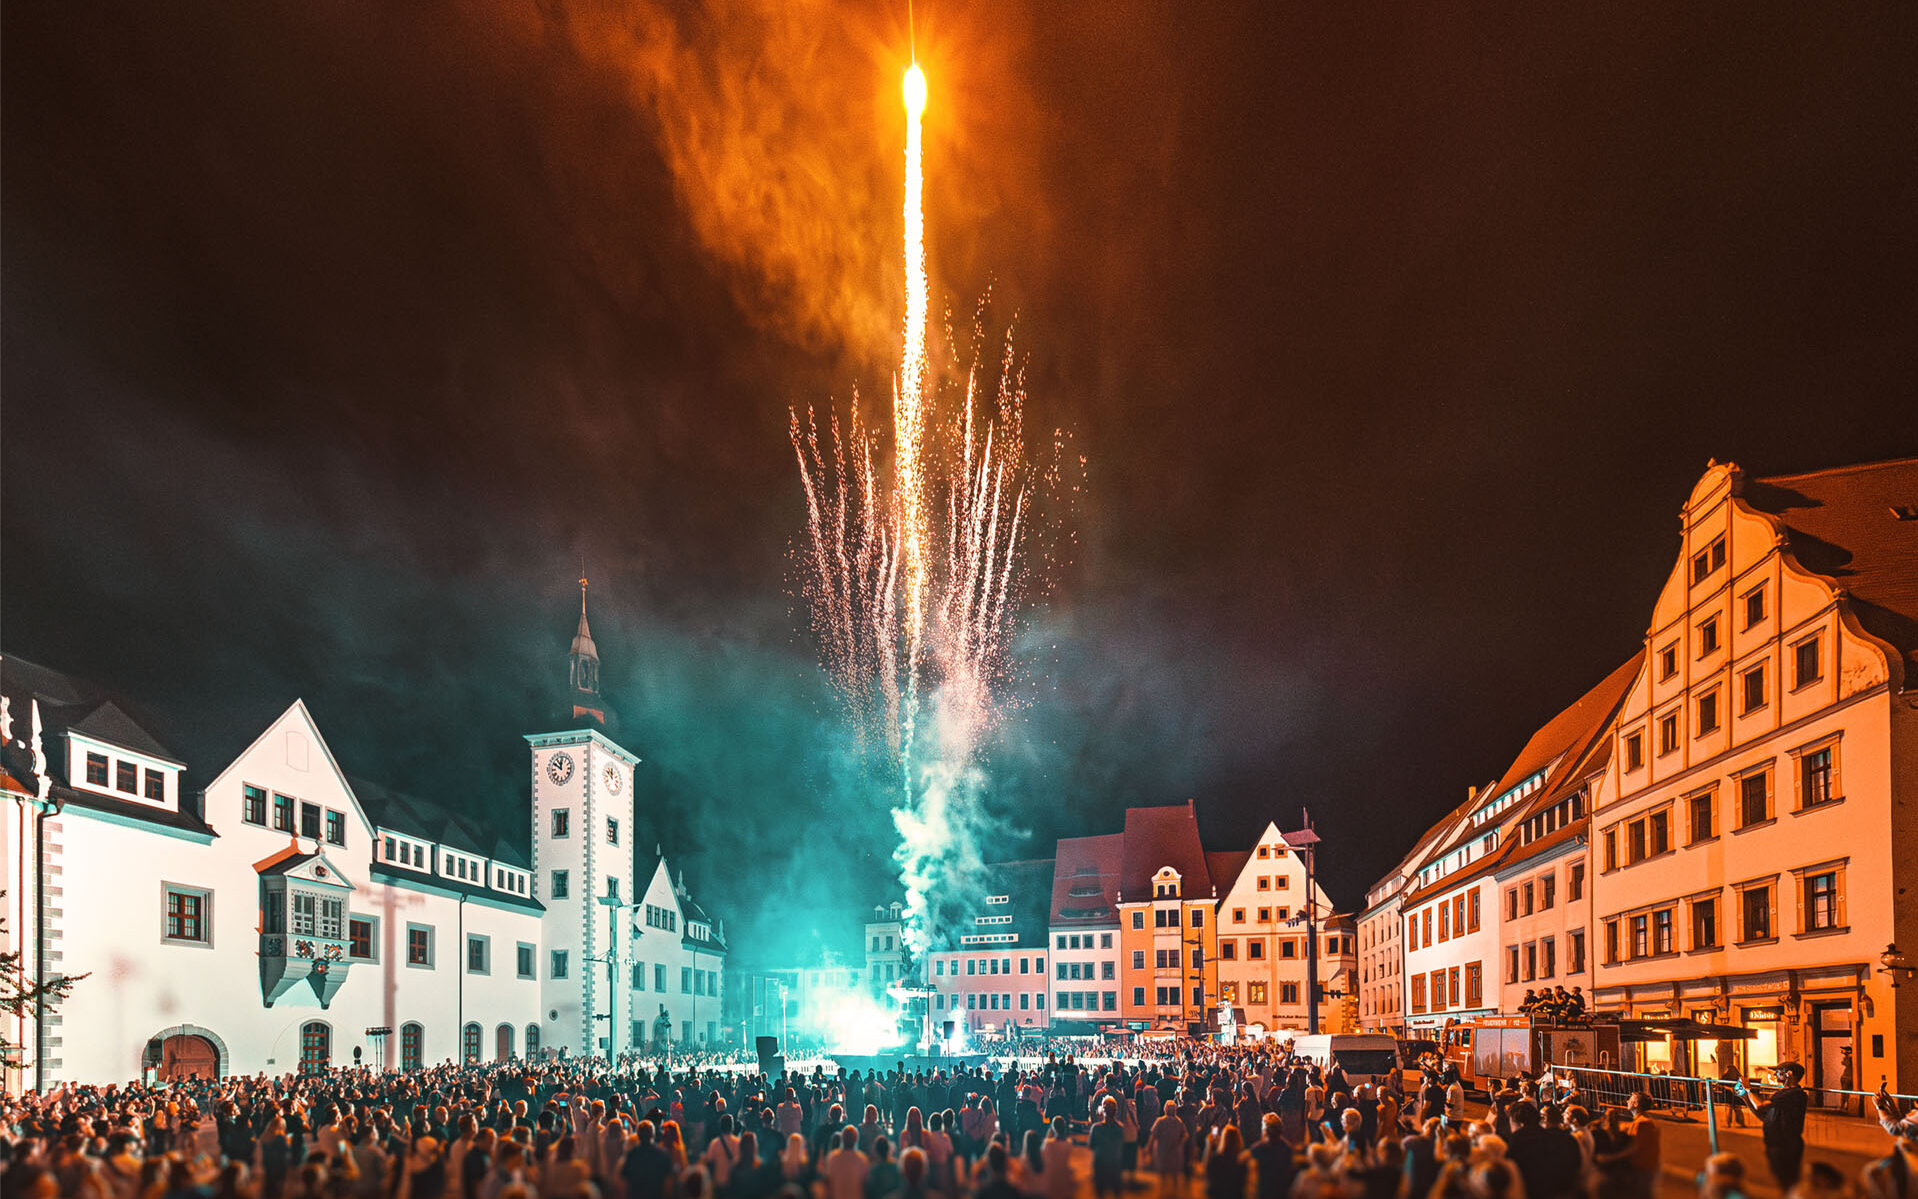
[596,895,631,1067]
[1293,812,1323,1036]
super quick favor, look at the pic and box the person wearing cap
[1743,1063,1809,1189]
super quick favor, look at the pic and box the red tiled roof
[1745,459,1918,689]
[1205,850,1252,896]
[1401,654,1639,907]
[1051,834,1123,925]
[1118,801,1215,902]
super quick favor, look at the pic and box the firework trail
[790,62,1055,955]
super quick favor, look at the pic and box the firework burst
[790,62,1060,953]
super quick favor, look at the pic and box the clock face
[603,763,623,794]
[546,753,574,785]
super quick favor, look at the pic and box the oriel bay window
[258,858,355,1006]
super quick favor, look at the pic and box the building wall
[48,702,543,1085]
[1047,924,1120,1021]
[1494,837,1592,1014]
[926,948,1048,1031]
[1358,896,1403,1034]
[1117,866,1217,1028]
[1590,464,1910,1092]
[1402,877,1496,1030]
[626,861,725,1047]
[1215,830,1341,1031]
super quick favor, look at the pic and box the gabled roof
[1051,834,1123,925]
[1743,458,1918,688]
[1118,802,1217,901]
[68,700,183,765]
[1402,655,1639,907]
[351,774,530,869]
[1206,850,1252,895]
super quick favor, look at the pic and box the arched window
[299,1022,330,1074]
[495,1024,514,1061]
[461,1022,482,1064]
[400,1022,424,1070]
[525,1024,540,1057]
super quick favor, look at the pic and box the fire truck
[1422,1014,1623,1094]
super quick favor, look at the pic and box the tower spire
[567,557,605,728]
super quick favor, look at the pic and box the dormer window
[144,769,166,802]
[116,761,138,794]
[1691,536,1726,585]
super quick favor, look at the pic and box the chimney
[1467,785,1478,802]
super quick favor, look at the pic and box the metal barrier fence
[1551,1064,1918,1157]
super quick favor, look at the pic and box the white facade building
[0,584,726,1089]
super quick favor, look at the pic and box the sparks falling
[791,59,1057,957]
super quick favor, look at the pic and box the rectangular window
[1131,949,1144,969]
[1540,874,1555,910]
[1660,644,1678,680]
[1101,933,1112,948]
[1624,732,1644,772]
[519,944,536,979]
[1800,746,1836,809]
[1521,882,1534,916]
[1697,689,1719,735]
[1468,889,1481,931]
[1741,884,1774,941]
[243,785,268,825]
[1465,961,1483,1006]
[1653,908,1674,955]
[467,935,489,974]
[1742,664,1766,714]
[1569,929,1585,974]
[1604,920,1620,965]
[1630,914,1648,958]
[86,752,110,786]
[1795,636,1822,688]
[1689,790,1715,844]
[1739,582,1765,629]
[348,917,374,960]
[1250,939,1267,960]
[1628,820,1648,864]
[1506,946,1519,985]
[1660,713,1680,755]
[551,869,572,899]
[608,817,619,845]
[1260,907,1272,923]
[116,760,138,794]
[682,966,693,993]
[299,802,321,839]
[274,793,295,831]
[1540,938,1555,979]
[162,885,210,944]
[1132,986,1146,1006]
[1524,943,1536,981]
[325,810,346,845]
[551,809,569,838]
[1220,939,1236,960]
[1740,770,1772,827]
[1103,960,1115,979]
[656,963,666,990]
[1191,946,1203,970]
[1650,809,1670,855]
[1698,615,1720,656]
[1692,898,1718,949]
[1692,537,1724,584]
[1131,911,1144,929]
[551,950,568,979]
[407,925,433,967]
[1233,908,1245,923]
[1056,961,1068,979]
[1804,871,1841,931]
[1410,974,1426,1013]
[144,769,165,802]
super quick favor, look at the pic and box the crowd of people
[0,1042,1913,1199]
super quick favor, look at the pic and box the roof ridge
[1756,456,1918,484]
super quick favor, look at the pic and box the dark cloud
[4,0,1915,955]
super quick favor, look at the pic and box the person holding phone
[1742,1063,1808,1189]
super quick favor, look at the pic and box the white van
[1288,1033,1401,1086]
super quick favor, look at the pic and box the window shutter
[1770,888,1780,939]
[1836,873,1848,929]
[1792,877,1804,935]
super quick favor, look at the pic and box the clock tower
[527,573,637,1058]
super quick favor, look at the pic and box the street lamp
[1291,815,1323,1035]
[595,895,632,1067]
[1881,944,1916,987]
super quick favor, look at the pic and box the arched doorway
[156,1034,219,1081]
[299,1022,331,1074]
[495,1024,514,1061]
[461,1022,481,1064]
[525,1024,540,1058]
[400,1022,424,1070]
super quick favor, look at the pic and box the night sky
[4,1,1914,962]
